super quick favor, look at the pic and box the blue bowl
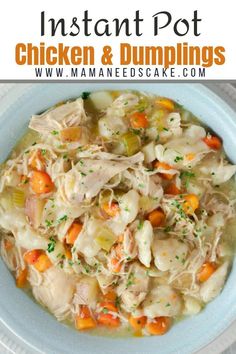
[0,83,236,354]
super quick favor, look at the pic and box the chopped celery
[139,195,157,213]
[95,227,116,251]
[12,189,25,208]
[121,131,141,156]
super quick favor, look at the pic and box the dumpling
[152,238,188,271]
[183,296,202,315]
[29,267,76,321]
[98,93,139,138]
[184,125,206,140]
[201,163,236,185]
[74,217,101,258]
[200,261,229,303]
[98,116,128,139]
[155,124,210,169]
[143,285,182,318]
[118,190,140,225]
[118,263,149,311]
[135,220,153,268]
[89,91,113,110]
[142,141,156,163]
[162,112,183,139]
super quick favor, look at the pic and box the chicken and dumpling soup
[0,90,236,337]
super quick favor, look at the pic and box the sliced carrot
[76,317,96,330]
[66,222,83,245]
[29,150,45,170]
[129,315,147,331]
[97,313,120,327]
[24,249,42,265]
[147,209,165,227]
[165,183,181,195]
[154,161,174,180]
[99,301,118,313]
[76,305,96,330]
[101,202,120,218]
[114,242,123,259]
[16,268,28,288]
[198,262,217,282]
[183,194,199,215]
[130,112,148,129]
[111,257,122,273]
[110,235,124,273]
[34,253,52,272]
[64,246,72,260]
[4,239,13,251]
[60,127,82,143]
[146,317,170,335]
[202,136,222,150]
[117,234,124,243]
[155,98,175,111]
[103,291,117,302]
[30,171,54,194]
[81,305,92,318]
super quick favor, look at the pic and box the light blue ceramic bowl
[0,84,236,354]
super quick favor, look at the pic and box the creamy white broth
[0,90,235,337]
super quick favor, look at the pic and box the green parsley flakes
[51,130,59,136]
[47,237,56,253]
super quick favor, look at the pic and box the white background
[0,0,235,80]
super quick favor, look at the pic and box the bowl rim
[0,83,236,354]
